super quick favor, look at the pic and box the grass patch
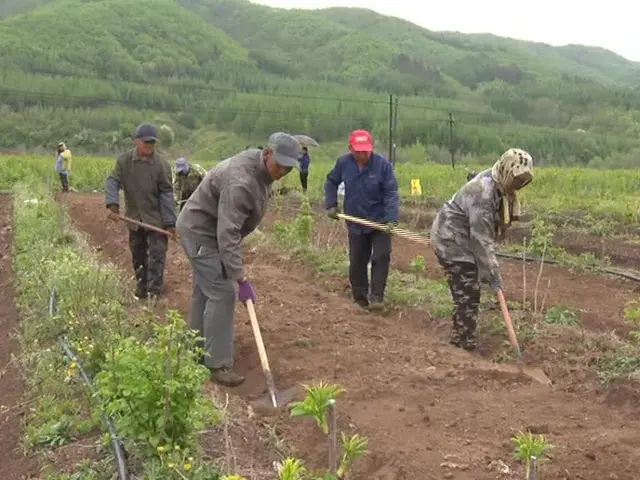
[3,153,640,229]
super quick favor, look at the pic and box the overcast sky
[252,0,640,62]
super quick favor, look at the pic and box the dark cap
[267,132,301,169]
[135,123,158,141]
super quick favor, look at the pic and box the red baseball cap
[348,129,373,152]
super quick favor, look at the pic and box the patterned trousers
[436,255,481,350]
[128,228,168,297]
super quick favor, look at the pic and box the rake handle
[336,213,430,246]
[245,299,278,408]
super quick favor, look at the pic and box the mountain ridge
[0,0,639,167]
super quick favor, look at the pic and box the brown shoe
[210,367,245,387]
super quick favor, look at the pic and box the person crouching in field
[430,148,533,351]
[174,157,208,212]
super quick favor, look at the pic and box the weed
[544,306,581,327]
[593,344,640,385]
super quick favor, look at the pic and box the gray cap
[267,132,301,169]
[135,123,158,141]
[175,157,189,173]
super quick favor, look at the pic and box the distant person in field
[55,142,72,193]
[324,129,400,312]
[430,148,533,351]
[298,146,311,193]
[176,132,301,387]
[104,123,176,301]
[174,157,207,212]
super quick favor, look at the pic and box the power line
[0,87,634,147]
[0,87,447,124]
[4,68,513,120]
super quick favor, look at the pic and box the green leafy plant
[336,433,369,478]
[289,381,345,434]
[511,431,554,478]
[277,458,307,480]
[409,254,425,281]
[273,203,314,253]
[94,310,219,457]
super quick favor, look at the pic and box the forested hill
[1,0,639,167]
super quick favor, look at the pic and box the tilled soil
[0,195,39,479]
[65,193,640,480]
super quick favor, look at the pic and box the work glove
[326,207,339,220]
[237,279,257,304]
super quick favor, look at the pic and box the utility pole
[388,94,393,163]
[448,112,455,169]
[392,95,399,166]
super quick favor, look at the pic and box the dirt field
[63,193,640,479]
[0,195,39,479]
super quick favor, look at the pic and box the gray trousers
[180,234,236,369]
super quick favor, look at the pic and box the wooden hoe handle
[245,299,279,407]
[113,213,176,239]
[496,289,522,358]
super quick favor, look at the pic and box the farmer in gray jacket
[176,132,302,387]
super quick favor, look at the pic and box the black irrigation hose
[495,251,640,283]
[49,286,129,480]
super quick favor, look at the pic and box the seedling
[512,431,554,478]
[336,432,369,478]
[289,381,345,434]
[277,457,307,480]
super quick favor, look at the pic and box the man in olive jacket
[105,123,176,300]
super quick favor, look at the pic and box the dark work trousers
[436,254,481,350]
[348,230,391,306]
[59,173,69,192]
[299,171,309,193]
[128,227,169,297]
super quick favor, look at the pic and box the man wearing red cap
[324,130,399,311]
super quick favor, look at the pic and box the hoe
[112,213,300,409]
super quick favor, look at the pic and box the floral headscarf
[491,148,533,240]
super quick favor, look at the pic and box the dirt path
[0,194,39,479]
[66,193,640,480]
